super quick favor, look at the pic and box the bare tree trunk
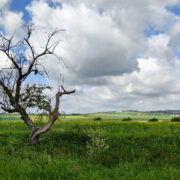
[30,134,39,145]
[29,117,57,145]
[28,86,75,145]
[29,129,39,145]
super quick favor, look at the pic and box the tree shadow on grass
[39,131,121,168]
[34,131,90,155]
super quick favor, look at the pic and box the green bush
[122,117,132,121]
[94,117,102,121]
[171,117,180,122]
[149,118,158,122]
[86,128,109,157]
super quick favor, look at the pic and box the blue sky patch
[144,25,164,37]
[166,5,180,16]
[99,8,104,16]
[48,1,62,9]
[10,0,31,22]
[10,0,63,23]
[173,49,180,59]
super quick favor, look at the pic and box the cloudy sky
[1,0,180,113]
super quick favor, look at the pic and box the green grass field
[0,117,180,180]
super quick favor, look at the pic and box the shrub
[94,117,102,121]
[122,117,132,121]
[171,117,180,122]
[149,118,158,122]
[86,128,109,157]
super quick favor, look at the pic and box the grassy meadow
[0,112,180,179]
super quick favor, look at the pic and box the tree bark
[29,129,39,145]
[28,86,75,145]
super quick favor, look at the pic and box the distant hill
[145,110,180,115]
[88,110,180,115]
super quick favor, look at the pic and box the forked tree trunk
[29,129,40,145]
[30,133,39,145]
[29,116,58,145]
[22,86,75,145]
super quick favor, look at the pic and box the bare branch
[1,106,18,113]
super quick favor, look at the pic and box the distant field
[87,112,172,121]
[0,111,173,122]
[0,120,180,179]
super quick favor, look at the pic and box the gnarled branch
[30,86,75,145]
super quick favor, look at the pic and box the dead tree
[0,25,75,145]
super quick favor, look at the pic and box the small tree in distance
[0,24,75,145]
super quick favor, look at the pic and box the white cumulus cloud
[1,0,180,112]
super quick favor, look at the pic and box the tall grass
[0,120,180,179]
